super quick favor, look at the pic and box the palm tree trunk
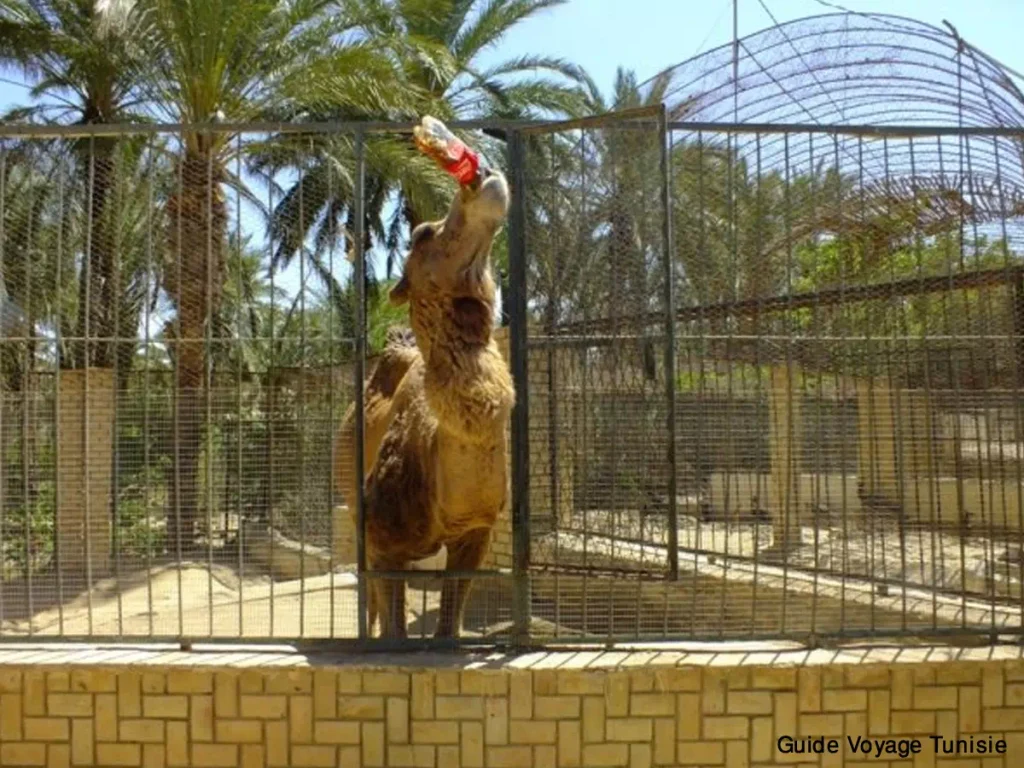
[166,150,227,547]
[403,197,422,231]
[70,139,116,369]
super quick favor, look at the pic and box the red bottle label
[445,153,479,185]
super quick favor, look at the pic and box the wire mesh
[3,106,1024,645]
[0,123,522,644]
[522,111,672,579]
[645,12,1024,131]
[510,64,1024,642]
[0,129,367,640]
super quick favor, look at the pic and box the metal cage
[4,11,1024,648]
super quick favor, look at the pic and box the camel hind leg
[436,528,491,639]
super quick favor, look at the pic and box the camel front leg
[369,556,407,639]
[367,579,379,638]
[436,528,491,639]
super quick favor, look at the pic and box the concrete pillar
[768,364,803,551]
[856,377,900,506]
[856,378,936,524]
[526,342,575,532]
[56,368,113,579]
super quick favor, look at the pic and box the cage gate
[506,106,679,643]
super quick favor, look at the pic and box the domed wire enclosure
[3,12,1024,648]
[522,14,1024,643]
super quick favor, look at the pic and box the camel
[334,166,514,638]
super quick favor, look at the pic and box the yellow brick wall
[1,654,1024,766]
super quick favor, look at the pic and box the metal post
[353,129,369,643]
[659,108,679,581]
[1014,272,1024,391]
[508,130,531,645]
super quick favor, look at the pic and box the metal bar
[720,110,741,638]
[780,130,795,635]
[832,133,850,635]
[353,129,368,643]
[856,134,879,635]
[111,145,122,638]
[0,334,360,343]
[560,266,1024,334]
[0,118,555,140]
[205,141,215,639]
[577,131,590,637]
[545,130,560,634]
[234,135,244,639]
[6,117,1024,141]
[660,107,679,582]
[749,131,767,637]
[0,144,5,640]
[366,569,507,578]
[0,621,1019,649]
[21,149,33,635]
[690,130,709,639]
[298,137,308,639]
[173,143,185,641]
[84,138,96,636]
[905,136,930,618]
[882,135,908,633]
[806,131,820,640]
[54,148,65,636]
[953,66,971,632]
[508,129,532,645]
[4,330,1016,345]
[963,131,1000,637]
[519,106,663,136]
[266,164,276,639]
[326,141,336,640]
[143,142,154,638]
[1012,268,1024,633]
[668,122,1024,138]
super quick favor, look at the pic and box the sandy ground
[0,564,370,639]
[1,508,1018,641]
[557,508,1023,600]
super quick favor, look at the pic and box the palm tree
[135,0,424,545]
[520,68,673,328]
[0,0,151,369]
[263,0,592,294]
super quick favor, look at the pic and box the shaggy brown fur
[335,169,514,638]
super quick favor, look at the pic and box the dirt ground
[563,508,1022,600]
[1,509,1018,641]
[0,564,370,639]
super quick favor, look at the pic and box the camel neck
[419,315,512,446]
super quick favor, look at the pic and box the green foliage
[0,482,55,578]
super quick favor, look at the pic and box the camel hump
[364,326,420,402]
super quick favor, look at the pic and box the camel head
[389,167,510,352]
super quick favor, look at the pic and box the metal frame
[1,113,1023,649]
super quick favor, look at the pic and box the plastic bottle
[413,116,481,187]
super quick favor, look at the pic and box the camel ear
[451,296,490,344]
[389,275,410,306]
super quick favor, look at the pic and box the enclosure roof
[634,12,1024,269]
[643,12,1024,129]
